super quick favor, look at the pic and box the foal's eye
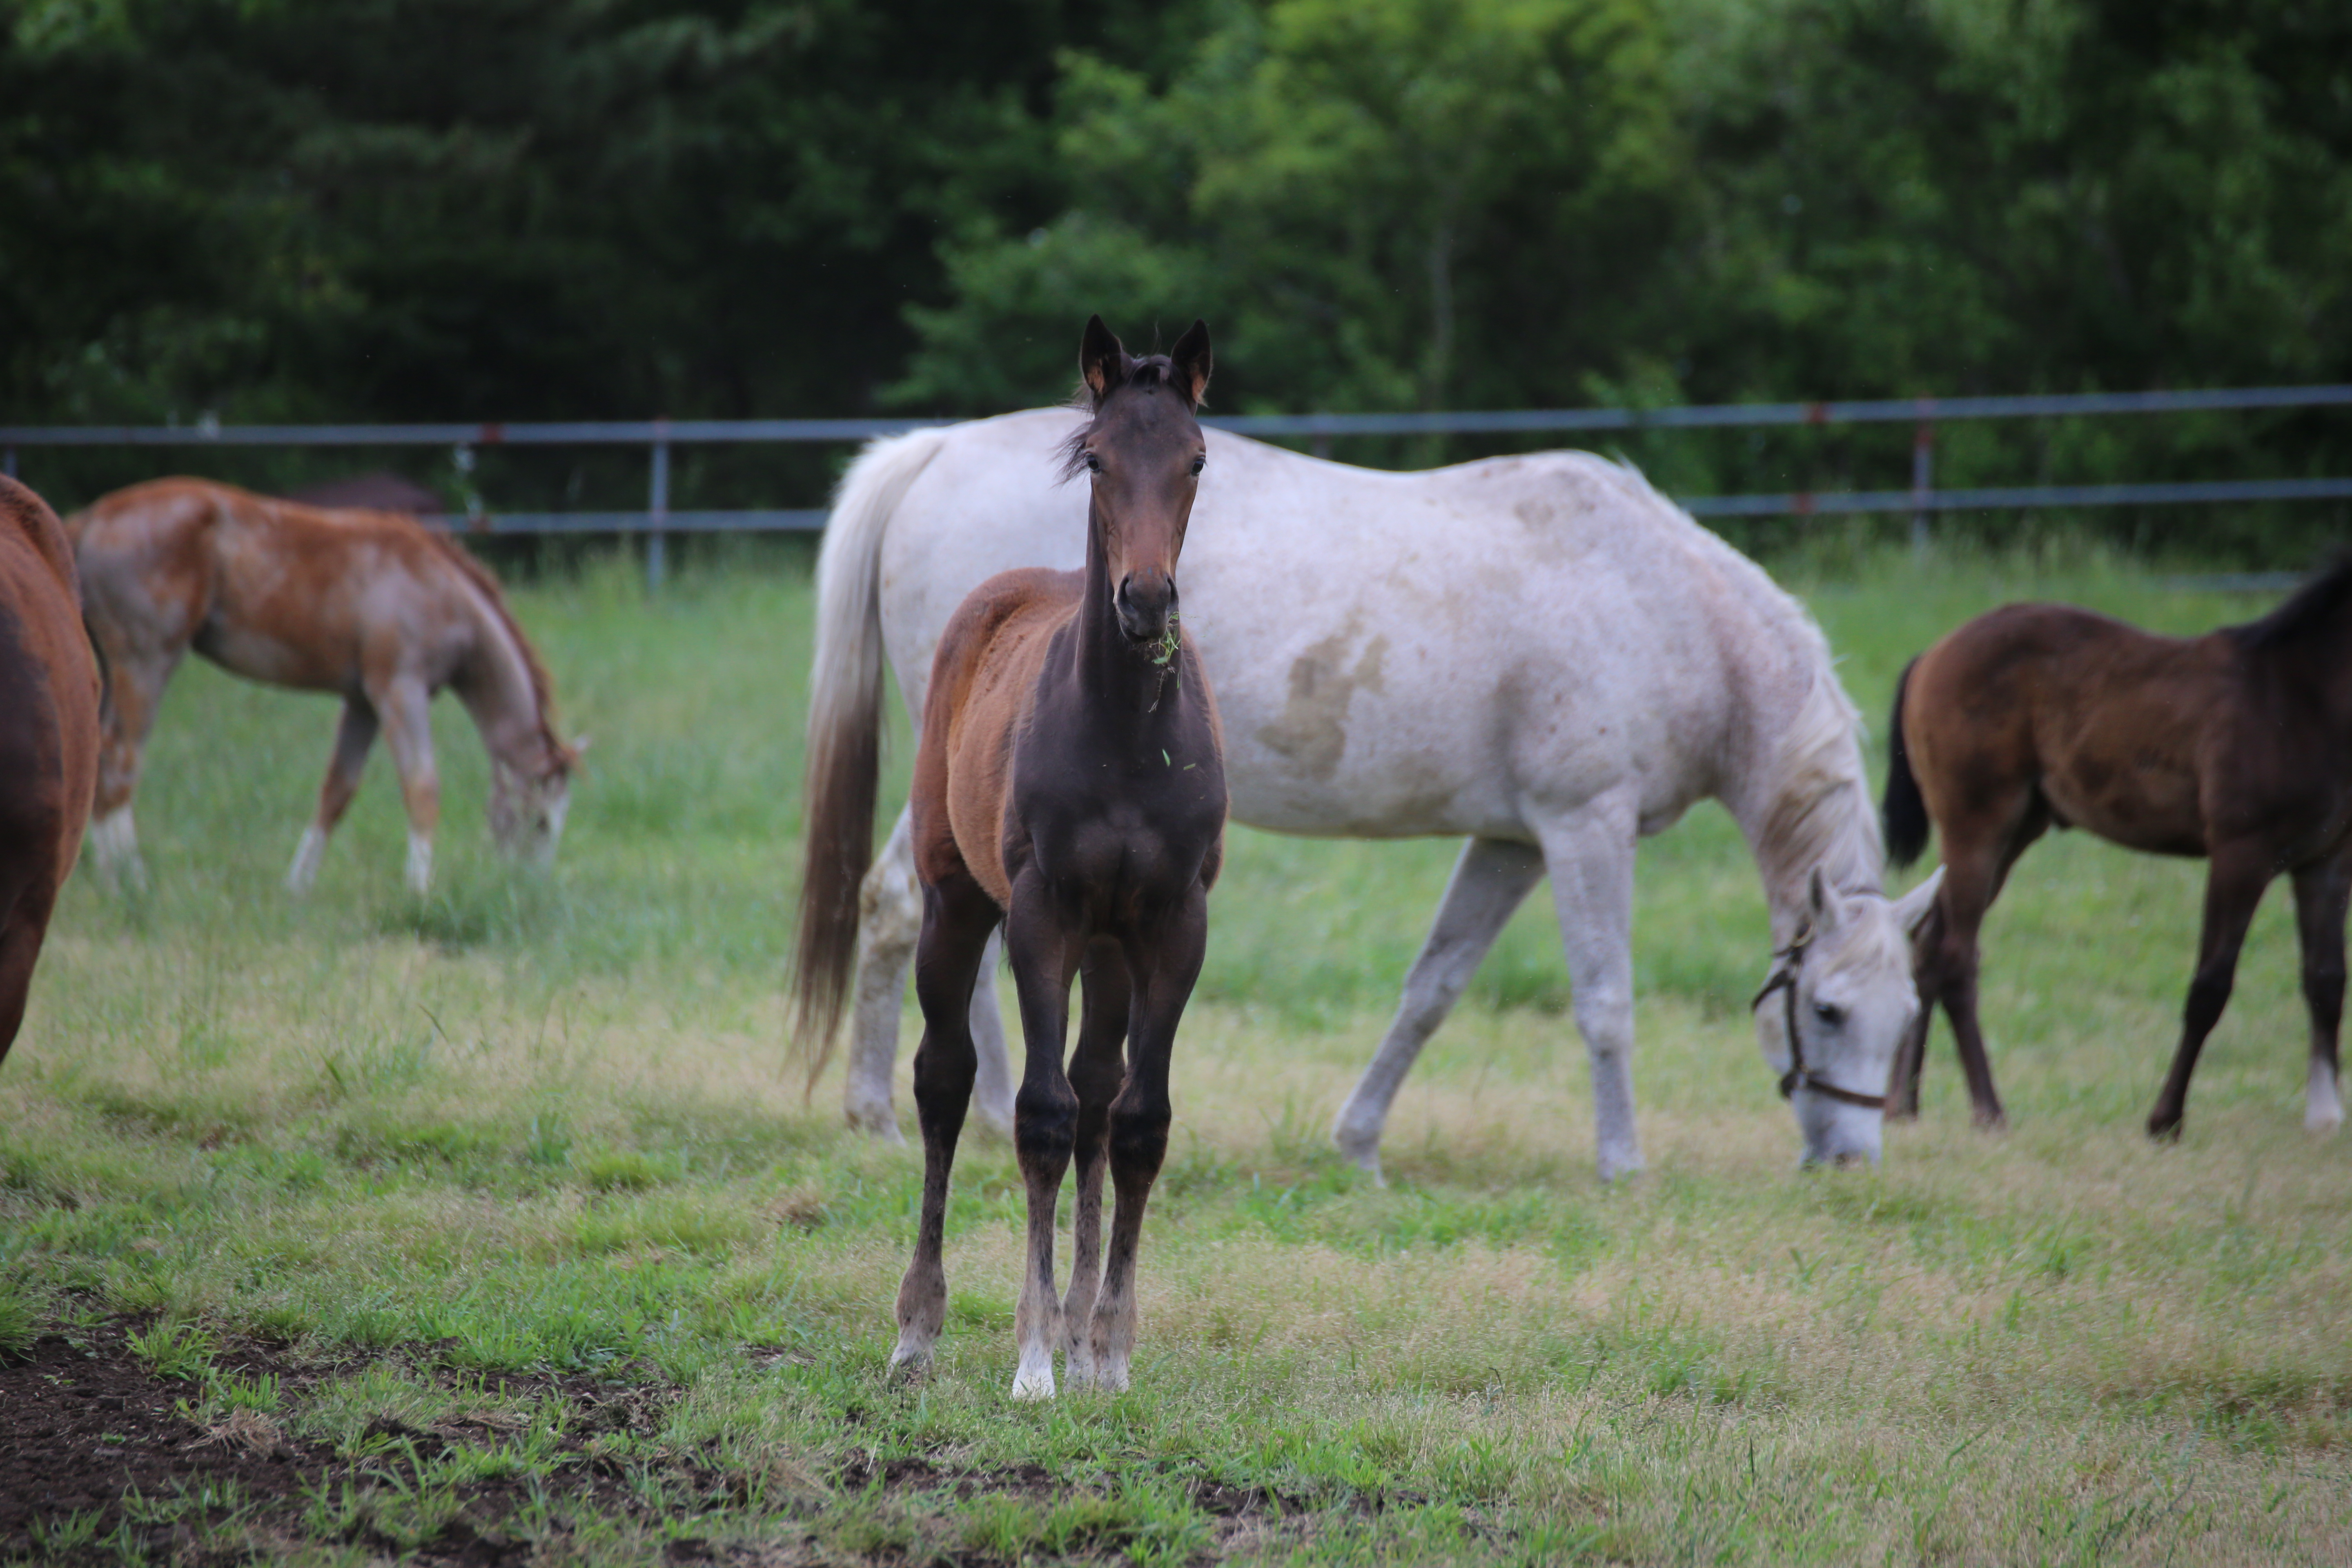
[1084,451,1102,474]
[1811,1001,1845,1028]
[1189,456,1206,477]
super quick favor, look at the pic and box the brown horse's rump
[0,475,100,1065]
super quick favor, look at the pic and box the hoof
[2146,1116,2183,1144]
[1010,1361,1055,1401]
[1331,1114,1387,1186]
[1971,1110,2009,1134]
[886,1346,930,1381]
[2307,1108,2344,1136]
[846,1102,906,1144]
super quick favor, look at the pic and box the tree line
[4,0,2346,557]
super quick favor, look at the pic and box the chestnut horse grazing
[70,480,577,895]
[795,319,1225,1399]
[1883,557,2352,1139]
[0,477,100,1066]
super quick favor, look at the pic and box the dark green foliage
[2,1,2346,556]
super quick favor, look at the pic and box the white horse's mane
[1598,457,1882,913]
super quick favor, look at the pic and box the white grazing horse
[797,409,1942,1179]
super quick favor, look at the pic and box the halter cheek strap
[1751,924,1889,1112]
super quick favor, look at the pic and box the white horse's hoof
[976,1093,1017,1140]
[1010,1359,1055,1401]
[846,1101,906,1143]
[1331,1109,1388,1185]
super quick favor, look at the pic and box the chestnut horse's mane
[2230,551,2352,653]
[413,525,570,766]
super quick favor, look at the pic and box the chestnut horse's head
[490,741,579,868]
[1754,867,1943,1168]
[1064,315,1213,649]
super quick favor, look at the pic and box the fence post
[1910,412,1936,553]
[647,420,671,592]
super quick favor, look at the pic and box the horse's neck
[453,592,553,772]
[1070,508,1173,728]
[1723,652,1884,944]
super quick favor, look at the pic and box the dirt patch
[0,1320,727,1565]
[1,1321,1310,1564]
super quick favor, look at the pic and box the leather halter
[1751,923,1889,1111]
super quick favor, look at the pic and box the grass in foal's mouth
[3,542,2350,1564]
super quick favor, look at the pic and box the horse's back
[881,414,1833,841]
[913,566,1081,904]
[1908,602,2231,854]
[76,478,477,690]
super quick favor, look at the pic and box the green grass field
[3,541,2348,1564]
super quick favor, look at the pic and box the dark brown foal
[1882,558,2352,1139]
[793,317,1225,1397]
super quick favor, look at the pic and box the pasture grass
[4,538,2349,1563]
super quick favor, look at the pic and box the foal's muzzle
[1115,572,1176,643]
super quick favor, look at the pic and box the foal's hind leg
[286,697,380,893]
[891,870,999,1374]
[85,644,181,892]
[1332,837,1546,1181]
[1060,941,1132,1389]
[2147,843,2274,1140]
[1909,801,2047,1129]
[1088,890,1207,1393]
[2290,849,2348,1134]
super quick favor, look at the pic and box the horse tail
[789,426,950,1087]
[1882,656,1931,870]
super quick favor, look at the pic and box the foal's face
[1074,316,1212,648]
[491,760,572,867]
[1755,872,1941,1168]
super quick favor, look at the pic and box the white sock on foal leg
[405,832,434,895]
[285,825,327,894]
[88,808,147,891]
[2308,1057,2343,1134]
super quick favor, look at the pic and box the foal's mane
[2230,552,2352,653]
[419,528,572,767]
[1056,356,1196,482]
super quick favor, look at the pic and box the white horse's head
[1754,867,1943,1168]
[490,740,581,868]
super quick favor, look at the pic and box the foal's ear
[1168,318,1214,408]
[1080,314,1129,402]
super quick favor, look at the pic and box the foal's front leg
[1089,893,1207,1392]
[1004,877,1081,1399]
[1060,944,1132,1389]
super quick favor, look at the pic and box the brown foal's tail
[1882,656,1931,870]
[788,428,949,1090]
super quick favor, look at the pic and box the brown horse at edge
[792,317,1225,1399]
[69,479,579,895]
[1882,558,2352,1139]
[0,475,100,1068]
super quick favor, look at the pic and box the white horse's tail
[789,427,951,1085]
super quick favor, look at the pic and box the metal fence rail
[7,381,2347,582]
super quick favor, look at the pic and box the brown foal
[70,479,577,895]
[1883,558,2352,1139]
[793,317,1225,1398]
[0,476,100,1067]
